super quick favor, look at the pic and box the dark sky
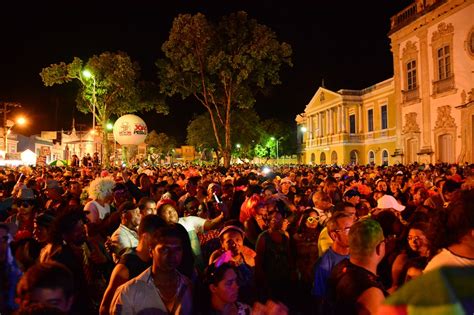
[0,0,412,144]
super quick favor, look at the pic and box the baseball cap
[280,177,292,185]
[377,195,406,212]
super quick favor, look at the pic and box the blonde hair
[88,176,115,200]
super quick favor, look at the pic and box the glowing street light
[4,116,27,154]
[300,126,307,133]
[16,117,26,125]
[106,122,114,131]
[236,143,241,149]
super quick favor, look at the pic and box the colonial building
[296,79,397,165]
[389,0,474,163]
[297,0,473,165]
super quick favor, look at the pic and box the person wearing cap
[371,194,406,218]
[109,201,140,263]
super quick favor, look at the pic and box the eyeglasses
[306,216,318,224]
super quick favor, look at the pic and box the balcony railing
[389,0,447,33]
[433,76,455,95]
[402,88,420,103]
[390,2,417,31]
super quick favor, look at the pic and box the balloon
[113,114,148,145]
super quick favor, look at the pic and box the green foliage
[41,52,167,119]
[145,130,177,157]
[186,109,261,154]
[157,11,292,166]
[40,51,167,166]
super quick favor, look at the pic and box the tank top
[119,248,150,279]
[327,259,388,315]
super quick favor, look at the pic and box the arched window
[320,152,326,164]
[331,151,338,165]
[350,150,358,164]
[311,153,315,164]
[382,150,389,166]
[368,151,375,164]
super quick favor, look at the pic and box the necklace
[155,272,180,313]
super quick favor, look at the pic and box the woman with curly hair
[84,177,115,224]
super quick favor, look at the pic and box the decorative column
[337,105,341,134]
[358,104,363,133]
[418,29,432,151]
[326,109,330,136]
[330,109,334,135]
[308,115,313,140]
[342,106,347,133]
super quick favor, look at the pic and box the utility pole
[0,101,21,154]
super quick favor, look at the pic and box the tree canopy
[157,11,292,167]
[40,51,167,166]
[145,130,177,158]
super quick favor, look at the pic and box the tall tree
[40,51,167,167]
[145,130,177,159]
[186,108,261,163]
[157,11,292,167]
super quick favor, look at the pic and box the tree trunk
[224,102,232,168]
[214,148,220,166]
[101,120,111,168]
[223,149,231,168]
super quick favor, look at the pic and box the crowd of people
[0,161,473,314]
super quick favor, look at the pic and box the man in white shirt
[110,201,140,262]
[424,189,474,272]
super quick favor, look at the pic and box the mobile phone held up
[213,193,222,204]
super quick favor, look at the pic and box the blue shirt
[312,247,349,297]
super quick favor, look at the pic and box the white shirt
[84,200,110,221]
[110,267,192,315]
[110,224,139,262]
[424,248,474,273]
[178,216,205,233]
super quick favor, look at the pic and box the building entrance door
[438,134,453,163]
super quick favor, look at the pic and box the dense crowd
[0,161,473,314]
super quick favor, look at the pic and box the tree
[157,11,292,167]
[40,51,167,167]
[187,108,261,164]
[145,130,177,161]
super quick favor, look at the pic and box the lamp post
[107,122,115,165]
[82,70,97,132]
[270,137,284,165]
[4,117,26,155]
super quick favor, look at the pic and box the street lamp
[270,136,284,165]
[82,69,97,132]
[4,116,26,155]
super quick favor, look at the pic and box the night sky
[0,0,412,144]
